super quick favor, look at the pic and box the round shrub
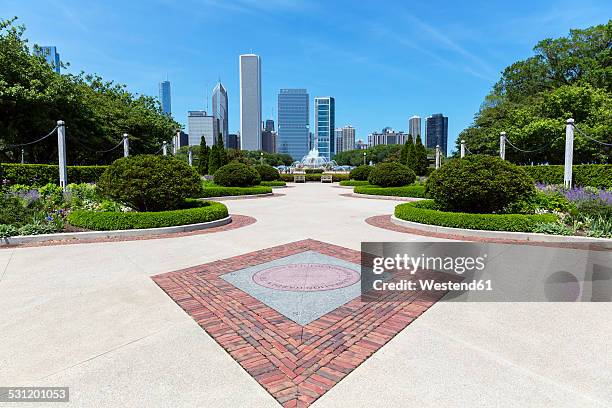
[367,162,416,187]
[349,165,372,181]
[425,155,536,213]
[253,164,280,181]
[97,155,203,212]
[213,162,261,187]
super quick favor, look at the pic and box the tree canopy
[0,17,180,165]
[457,21,611,164]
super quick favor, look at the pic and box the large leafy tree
[0,17,180,165]
[458,21,611,164]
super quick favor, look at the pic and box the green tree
[216,133,228,167]
[414,134,429,175]
[0,17,180,165]
[198,136,209,175]
[457,21,611,164]
[208,143,220,174]
[404,134,416,171]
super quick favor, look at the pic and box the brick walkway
[152,239,454,407]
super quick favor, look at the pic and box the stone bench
[294,174,306,183]
[321,174,333,183]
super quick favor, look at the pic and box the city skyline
[11,1,610,154]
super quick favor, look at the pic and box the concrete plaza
[0,183,610,407]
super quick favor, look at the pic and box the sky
[2,0,610,153]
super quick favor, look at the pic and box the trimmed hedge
[1,163,107,186]
[354,184,425,198]
[280,173,349,182]
[394,200,557,232]
[253,164,280,181]
[304,168,324,174]
[67,201,228,231]
[368,162,416,187]
[521,164,612,188]
[348,165,372,181]
[260,180,286,187]
[201,183,272,197]
[339,180,370,186]
[214,162,261,187]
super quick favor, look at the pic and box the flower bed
[394,200,557,232]
[67,200,228,231]
[201,182,272,197]
[354,184,425,198]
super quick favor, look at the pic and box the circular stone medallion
[253,263,360,292]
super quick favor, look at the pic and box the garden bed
[394,200,557,232]
[354,184,425,198]
[67,201,229,230]
[338,180,370,187]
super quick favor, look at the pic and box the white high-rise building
[409,115,421,138]
[239,54,262,151]
[334,125,356,154]
[188,111,216,146]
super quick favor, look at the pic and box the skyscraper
[159,80,171,115]
[35,46,60,73]
[212,81,228,146]
[277,89,309,161]
[409,116,421,138]
[239,54,262,151]
[262,119,276,153]
[426,113,449,155]
[188,111,216,146]
[314,97,335,160]
[334,125,356,154]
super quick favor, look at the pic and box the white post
[21,148,24,164]
[123,133,129,157]
[499,132,506,160]
[460,139,466,158]
[363,152,366,165]
[57,120,68,190]
[435,145,441,169]
[162,141,167,156]
[564,118,574,188]
[188,148,193,166]
[174,130,181,155]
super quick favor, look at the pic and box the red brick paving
[1,214,256,249]
[152,239,455,407]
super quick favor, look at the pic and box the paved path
[0,183,610,407]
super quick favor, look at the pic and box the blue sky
[2,0,610,152]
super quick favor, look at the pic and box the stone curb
[390,215,612,243]
[1,216,232,246]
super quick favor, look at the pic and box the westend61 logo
[361,242,612,302]
[372,253,487,275]
[370,253,491,292]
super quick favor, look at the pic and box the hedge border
[339,180,370,187]
[1,163,107,186]
[394,200,557,232]
[280,173,349,182]
[520,164,612,188]
[260,180,286,187]
[201,184,272,197]
[67,201,228,231]
[354,184,425,198]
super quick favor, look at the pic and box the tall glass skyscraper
[314,97,335,159]
[277,89,309,161]
[409,115,421,138]
[239,54,262,151]
[212,81,228,146]
[159,80,171,115]
[36,46,60,73]
[426,113,448,155]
